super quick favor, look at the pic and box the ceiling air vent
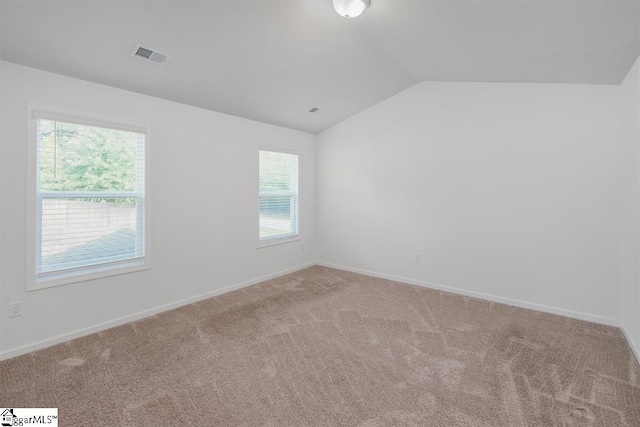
[308,107,320,113]
[131,44,170,65]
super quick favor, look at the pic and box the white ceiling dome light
[332,0,370,18]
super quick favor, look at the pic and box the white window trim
[25,104,151,291]
[257,146,300,248]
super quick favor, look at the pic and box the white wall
[620,56,640,359]
[317,81,622,324]
[0,61,316,358]
[3,60,639,361]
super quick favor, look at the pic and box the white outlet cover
[9,301,22,317]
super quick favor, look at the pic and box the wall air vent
[131,44,170,65]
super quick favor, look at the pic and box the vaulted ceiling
[1,0,638,133]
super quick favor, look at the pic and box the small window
[27,108,148,289]
[259,148,299,244]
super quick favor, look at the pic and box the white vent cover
[131,44,170,65]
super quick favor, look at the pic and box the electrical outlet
[9,301,22,318]
[301,244,305,252]
[415,253,421,263]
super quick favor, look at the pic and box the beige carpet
[1,266,639,426]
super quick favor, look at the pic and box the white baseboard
[317,261,621,327]
[0,263,315,361]
[620,323,640,365]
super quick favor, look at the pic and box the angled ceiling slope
[1,0,638,134]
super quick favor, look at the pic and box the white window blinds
[259,149,299,242]
[34,113,146,281]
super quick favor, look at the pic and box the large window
[27,109,148,289]
[259,148,299,244]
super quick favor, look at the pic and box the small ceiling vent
[131,44,170,65]
[308,107,320,113]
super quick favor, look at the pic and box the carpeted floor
[1,266,639,426]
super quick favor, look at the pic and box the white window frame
[26,105,151,291]
[257,146,300,248]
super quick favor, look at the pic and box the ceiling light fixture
[332,0,370,18]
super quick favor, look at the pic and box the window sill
[28,259,149,291]
[257,236,300,249]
